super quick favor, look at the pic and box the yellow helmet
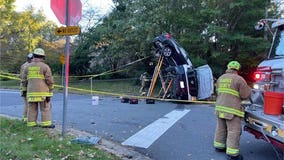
[227,61,241,70]
[33,48,45,56]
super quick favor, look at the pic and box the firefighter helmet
[227,61,241,71]
[27,53,33,60]
[33,48,45,56]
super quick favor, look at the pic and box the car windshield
[270,26,284,58]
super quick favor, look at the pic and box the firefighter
[213,61,251,160]
[20,53,33,122]
[139,72,151,96]
[21,48,55,128]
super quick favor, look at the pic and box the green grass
[0,117,121,160]
[0,79,20,90]
[69,79,141,95]
[0,77,162,97]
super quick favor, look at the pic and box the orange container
[264,91,284,115]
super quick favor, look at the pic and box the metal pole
[62,0,70,137]
[91,77,93,95]
[264,2,268,40]
[62,64,64,86]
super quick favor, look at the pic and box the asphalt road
[0,89,283,160]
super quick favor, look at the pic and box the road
[0,89,283,160]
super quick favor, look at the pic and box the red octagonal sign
[51,0,82,25]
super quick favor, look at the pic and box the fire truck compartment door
[195,64,214,99]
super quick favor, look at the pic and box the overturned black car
[152,33,214,100]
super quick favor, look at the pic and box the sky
[15,0,114,25]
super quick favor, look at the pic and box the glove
[46,97,51,103]
[21,91,27,97]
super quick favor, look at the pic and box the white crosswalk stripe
[122,109,190,148]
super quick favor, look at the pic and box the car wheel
[163,46,172,57]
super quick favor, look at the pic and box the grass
[0,79,20,90]
[0,116,121,160]
[69,79,144,95]
[0,77,161,97]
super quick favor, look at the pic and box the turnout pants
[22,96,28,122]
[214,115,242,156]
[27,101,52,127]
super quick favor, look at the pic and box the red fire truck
[244,19,284,153]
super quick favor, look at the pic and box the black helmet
[27,53,33,60]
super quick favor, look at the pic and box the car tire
[162,46,172,57]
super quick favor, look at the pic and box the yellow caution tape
[0,70,217,104]
[0,71,19,77]
[0,74,20,80]
[58,56,151,78]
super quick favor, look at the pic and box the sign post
[60,54,65,86]
[51,0,82,137]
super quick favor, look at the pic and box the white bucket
[92,96,99,105]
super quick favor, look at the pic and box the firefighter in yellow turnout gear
[20,53,33,122]
[213,61,251,160]
[21,48,55,128]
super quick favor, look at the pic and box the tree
[71,0,279,80]
[4,0,278,80]
[0,0,62,74]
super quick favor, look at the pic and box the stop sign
[51,0,82,25]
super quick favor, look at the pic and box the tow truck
[244,19,284,153]
[147,33,214,102]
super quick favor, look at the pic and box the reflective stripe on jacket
[21,58,54,102]
[215,69,251,118]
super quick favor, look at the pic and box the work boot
[227,154,243,160]
[215,148,226,152]
[41,124,55,129]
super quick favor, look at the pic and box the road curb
[66,128,152,160]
